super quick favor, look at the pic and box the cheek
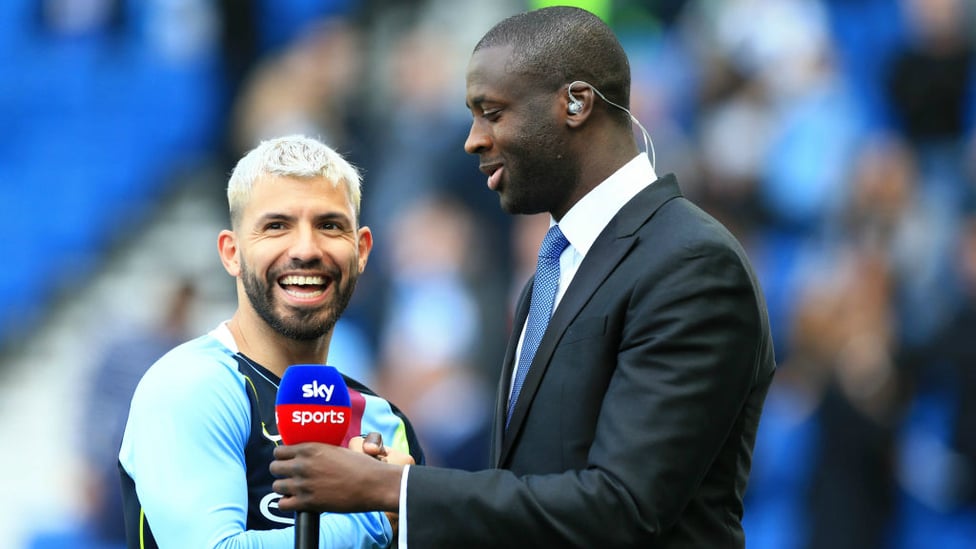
[242,246,278,277]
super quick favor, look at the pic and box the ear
[565,86,593,128]
[217,229,241,277]
[356,226,373,273]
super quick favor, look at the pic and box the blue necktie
[507,224,570,428]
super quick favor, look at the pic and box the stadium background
[1,0,975,547]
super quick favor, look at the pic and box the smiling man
[118,135,423,548]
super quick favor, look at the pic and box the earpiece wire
[568,80,656,169]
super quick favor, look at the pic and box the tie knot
[539,225,570,259]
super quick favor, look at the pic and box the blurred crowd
[3,0,976,548]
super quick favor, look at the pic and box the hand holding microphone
[272,376,414,523]
[272,364,414,546]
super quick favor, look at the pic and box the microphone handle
[295,511,319,549]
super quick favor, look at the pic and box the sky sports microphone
[276,364,352,549]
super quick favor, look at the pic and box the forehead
[465,45,520,99]
[244,174,354,217]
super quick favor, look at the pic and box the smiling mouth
[278,274,330,298]
[480,163,504,190]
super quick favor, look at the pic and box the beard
[497,110,580,216]
[241,256,357,341]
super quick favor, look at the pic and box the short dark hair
[475,6,631,119]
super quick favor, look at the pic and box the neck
[227,313,332,378]
[557,134,638,220]
[578,125,639,181]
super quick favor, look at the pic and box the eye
[482,108,502,121]
[319,221,345,232]
[264,221,286,231]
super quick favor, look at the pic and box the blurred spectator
[79,278,198,545]
[891,213,976,549]
[832,135,955,344]
[893,213,976,549]
[881,0,976,344]
[216,0,359,97]
[747,247,906,549]
[804,250,905,549]
[228,16,364,155]
[372,195,493,470]
[885,0,975,147]
[357,21,504,256]
[744,261,840,549]
[938,214,976,503]
[22,278,200,548]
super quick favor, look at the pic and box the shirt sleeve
[398,465,411,549]
[118,342,391,548]
[356,389,419,548]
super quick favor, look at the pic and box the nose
[288,224,322,262]
[464,118,491,155]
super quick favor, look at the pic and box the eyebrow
[314,211,353,226]
[255,212,293,225]
[466,94,486,110]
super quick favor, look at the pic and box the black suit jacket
[406,175,776,547]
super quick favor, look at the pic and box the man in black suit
[270,6,776,547]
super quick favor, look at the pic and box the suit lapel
[498,175,683,465]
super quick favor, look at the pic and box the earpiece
[567,86,583,114]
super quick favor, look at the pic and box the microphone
[276,364,352,549]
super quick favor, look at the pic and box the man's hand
[270,441,408,514]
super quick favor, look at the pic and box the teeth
[280,275,325,286]
[284,288,324,298]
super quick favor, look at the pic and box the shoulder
[620,182,764,301]
[344,376,426,465]
[131,333,246,409]
[634,183,751,266]
[120,333,253,473]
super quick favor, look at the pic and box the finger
[348,436,365,453]
[364,432,384,450]
[271,478,293,497]
[273,445,297,459]
[363,432,386,458]
[268,457,293,478]
[276,493,299,512]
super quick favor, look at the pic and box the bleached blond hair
[227,135,363,227]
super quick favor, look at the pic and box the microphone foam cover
[275,364,351,446]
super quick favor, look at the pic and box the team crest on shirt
[259,492,294,524]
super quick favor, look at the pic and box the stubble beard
[499,117,578,216]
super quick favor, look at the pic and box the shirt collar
[211,321,238,352]
[555,153,657,257]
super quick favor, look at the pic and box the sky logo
[301,380,335,401]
